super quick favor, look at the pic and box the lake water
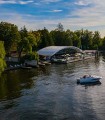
[0,54,105,120]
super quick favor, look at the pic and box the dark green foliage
[80,30,93,50]
[92,31,101,50]
[1,21,105,56]
[56,23,64,32]
[99,37,105,50]
[20,26,28,39]
[50,30,64,46]
[0,22,20,53]
[65,30,73,46]
[18,27,40,59]
[21,52,39,62]
[38,28,54,48]
[0,41,6,74]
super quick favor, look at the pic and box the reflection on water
[0,55,105,120]
[78,81,102,89]
[0,70,35,101]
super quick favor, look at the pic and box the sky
[0,0,105,37]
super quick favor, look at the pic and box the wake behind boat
[77,75,102,84]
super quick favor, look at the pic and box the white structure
[37,46,83,57]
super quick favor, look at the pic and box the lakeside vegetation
[0,41,6,74]
[0,21,105,73]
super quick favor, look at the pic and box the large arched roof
[37,46,83,56]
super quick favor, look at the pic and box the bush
[0,41,6,74]
[20,52,39,63]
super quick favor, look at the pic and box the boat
[51,58,68,64]
[25,60,39,68]
[41,61,51,65]
[77,75,102,84]
[38,62,45,66]
[21,66,32,69]
[5,64,21,71]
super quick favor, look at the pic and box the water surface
[0,55,105,120]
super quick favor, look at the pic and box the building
[37,46,83,63]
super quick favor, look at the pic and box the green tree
[38,28,54,48]
[0,41,6,74]
[18,31,38,59]
[31,31,41,50]
[20,26,28,39]
[52,23,65,46]
[100,37,105,50]
[72,32,81,48]
[92,31,101,50]
[18,26,28,58]
[50,30,65,46]
[22,51,39,62]
[56,23,64,32]
[65,30,73,46]
[0,22,20,54]
[80,29,93,50]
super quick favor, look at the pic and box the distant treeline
[0,21,105,73]
[0,22,105,54]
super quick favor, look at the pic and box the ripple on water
[0,56,105,120]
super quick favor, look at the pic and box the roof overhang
[37,46,83,56]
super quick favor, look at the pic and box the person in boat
[89,75,91,77]
[83,75,87,78]
[83,75,91,78]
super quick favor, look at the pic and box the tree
[0,22,20,54]
[52,23,65,45]
[100,37,105,50]
[56,23,64,32]
[20,26,28,39]
[80,29,93,50]
[64,30,73,46]
[31,31,41,50]
[0,41,6,74]
[50,30,66,46]
[18,32,38,59]
[22,51,39,62]
[92,31,101,50]
[72,33,81,48]
[38,28,54,48]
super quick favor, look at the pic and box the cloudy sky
[0,0,105,37]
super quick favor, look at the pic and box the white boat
[51,58,68,64]
[77,75,102,84]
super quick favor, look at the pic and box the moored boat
[21,66,32,69]
[25,60,39,68]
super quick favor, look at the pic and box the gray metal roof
[37,46,83,56]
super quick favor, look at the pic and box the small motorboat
[77,75,102,84]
